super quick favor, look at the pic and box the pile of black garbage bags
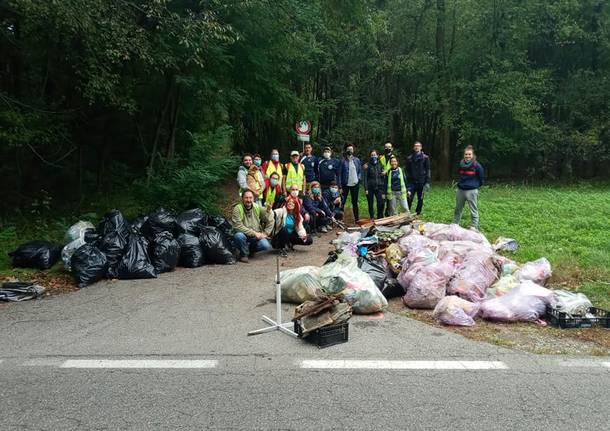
[8,208,237,288]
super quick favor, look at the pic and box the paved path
[0,233,608,430]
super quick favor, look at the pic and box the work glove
[424,183,430,193]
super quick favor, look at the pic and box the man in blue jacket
[405,141,431,215]
[318,146,340,191]
[453,145,484,230]
[300,142,319,186]
[338,143,361,223]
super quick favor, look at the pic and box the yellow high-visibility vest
[264,186,277,205]
[265,161,283,180]
[285,163,305,191]
[379,155,393,173]
[387,167,407,199]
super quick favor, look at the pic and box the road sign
[295,120,311,135]
[297,134,310,142]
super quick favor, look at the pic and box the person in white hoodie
[269,197,312,257]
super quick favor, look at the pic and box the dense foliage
[1,0,609,213]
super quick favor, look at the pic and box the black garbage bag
[97,209,131,239]
[176,208,209,236]
[71,244,108,288]
[131,215,149,232]
[0,282,46,302]
[97,231,128,278]
[177,233,205,267]
[116,233,157,279]
[324,250,339,265]
[9,240,63,270]
[207,215,232,235]
[357,255,387,290]
[83,228,99,244]
[142,207,179,239]
[380,278,405,299]
[199,226,236,265]
[150,232,180,273]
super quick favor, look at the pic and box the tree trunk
[166,85,181,159]
[147,74,174,185]
[436,0,451,180]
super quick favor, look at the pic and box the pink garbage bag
[433,296,480,326]
[422,223,490,246]
[479,281,555,322]
[401,260,454,309]
[397,233,437,255]
[515,258,552,285]
[447,250,498,302]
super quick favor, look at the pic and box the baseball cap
[290,150,300,156]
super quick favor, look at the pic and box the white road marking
[300,360,508,370]
[22,358,64,367]
[60,359,218,369]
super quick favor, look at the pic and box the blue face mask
[270,179,279,187]
[271,154,279,161]
[370,156,378,163]
[312,187,321,194]
[254,159,262,167]
[330,187,339,195]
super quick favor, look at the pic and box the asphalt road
[1,234,608,430]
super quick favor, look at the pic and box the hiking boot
[320,226,328,233]
[239,256,249,263]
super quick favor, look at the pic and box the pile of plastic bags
[8,207,238,289]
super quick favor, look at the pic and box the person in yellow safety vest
[261,148,284,183]
[283,150,306,195]
[379,142,396,176]
[383,156,411,216]
[262,172,284,210]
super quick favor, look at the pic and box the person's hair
[304,142,312,147]
[384,142,392,148]
[323,146,332,152]
[270,172,280,179]
[464,145,476,159]
[329,180,338,186]
[390,156,399,164]
[344,142,354,150]
[308,181,321,196]
[414,141,422,146]
[242,190,254,198]
[253,153,261,159]
[271,148,279,153]
[370,149,378,156]
[242,153,253,161]
[284,197,302,226]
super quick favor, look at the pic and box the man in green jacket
[231,190,273,263]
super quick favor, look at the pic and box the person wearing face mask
[237,154,254,195]
[453,145,484,230]
[231,190,273,263]
[318,146,341,191]
[300,142,319,186]
[262,172,284,210]
[379,142,395,175]
[362,149,384,219]
[262,149,284,185]
[287,183,311,227]
[322,180,344,221]
[283,150,306,194]
[405,141,431,215]
[303,181,333,235]
[268,197,313,257]
[383,156,410,216]
[246,153,266,205]
[338,143,361,223]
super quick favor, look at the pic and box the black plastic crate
[547,307,610,329]
[294,321,349,348]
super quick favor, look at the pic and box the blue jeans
[233,232,272,257]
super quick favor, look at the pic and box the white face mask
[323,152,331,159]
[290,190,299,197]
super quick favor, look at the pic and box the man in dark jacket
[300,142,319,186]
[338,143,361,223]
[405,141,431,215]
[318,146,341,191]
[363,149,384,219]
[322,181,343,220]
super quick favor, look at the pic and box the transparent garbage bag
[62,237,86,271]
[64,221,95,243]
[401,261,453,309]
[553,290,593,317]
[515,257,552,285]
[486,274,519,299]
[422,223,490,246]
[280,266,323,303]
[433,296,480,326]
[447,250,498,302]
[479,281,555,322]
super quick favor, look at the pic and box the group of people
[231,141,484,263]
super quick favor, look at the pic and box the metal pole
[275,256,281,323]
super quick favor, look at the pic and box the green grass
[355,182,610,308]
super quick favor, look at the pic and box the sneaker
[320,226,328,233]
[239,256,249,263]
[280,248,288,258]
